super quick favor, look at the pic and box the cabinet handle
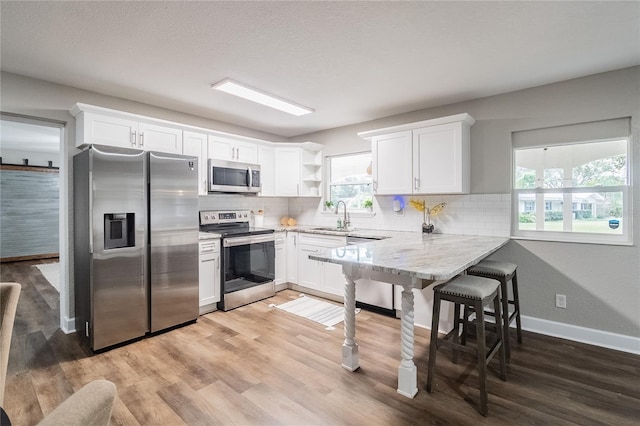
[216,257,220,270]
[297,184,299,196]
[414,177,419,190]
[140,132,144,147]
[372,179,377,192]
[236,146,240,159]
[293,235,297,246]
[131,131,137,146]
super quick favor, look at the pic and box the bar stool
[467,260,522,362]
[426,275,507,416]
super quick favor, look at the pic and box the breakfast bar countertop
[307,231,509,399]
[309,232,510,282]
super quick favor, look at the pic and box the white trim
[414,314,640,355]
[62,316,76,334]
[520,315,640,355]
[357,113,475,139]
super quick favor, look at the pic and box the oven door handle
[223,233,275,247]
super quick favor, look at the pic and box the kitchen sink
[310,227,353,233]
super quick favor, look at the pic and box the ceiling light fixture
[211,78,314,116]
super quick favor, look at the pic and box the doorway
[0,114,66,329]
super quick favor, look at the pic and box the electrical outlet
[555,294,567,309]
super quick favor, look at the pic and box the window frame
[511,137,632,246]
[325,151,373,213]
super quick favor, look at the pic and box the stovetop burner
[199,209,274,238]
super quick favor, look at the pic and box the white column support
[397,279,418,398]
[341,264,360,371]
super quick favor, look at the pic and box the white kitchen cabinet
[274,144,323,197]
[74,111,183,154]
[258,145,275,197]
[76,112,139,148]
[182,130,208,195]
[286,232,299,284]
[297,233,346,296]
[199,239,220,314]
[274,231,287,288]
[138,122,183,153]
[299,146,323,197]
[274,147,301,196]
[208,136,258,164]
[413,122,470,194]
[360,113,474,195]
[371,130,413,194]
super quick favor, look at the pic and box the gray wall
[292,67,640,339]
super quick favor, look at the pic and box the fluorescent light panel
[211,78,313,116]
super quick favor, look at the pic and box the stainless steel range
[200,210,275,311]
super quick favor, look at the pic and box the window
[326,152,373,210]
[513,138,630,244]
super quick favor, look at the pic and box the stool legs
[427,287,507,416]
[475,300,488,415]
[512,272,523,344]
[426,292,441,393]
[499,277,512,362]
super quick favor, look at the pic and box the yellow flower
[409,199,446,225]
[408,199,426,212]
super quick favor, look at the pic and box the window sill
[320,210,376,218]
[511,234,632,247]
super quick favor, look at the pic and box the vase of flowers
[409,199,446,233]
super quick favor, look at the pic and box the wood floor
[2,260,640,425]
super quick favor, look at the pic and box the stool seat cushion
[436,275,500,300]
[468,260,517,277]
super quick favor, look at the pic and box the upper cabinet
[208,136,258,164]
[182,131,208,195]
[258,145,275,197]
[72,106,183,154]
[274,143,323,197]
[70,103,324,197]
[359,113,475,195]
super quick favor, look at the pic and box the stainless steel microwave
[208,159,261,193]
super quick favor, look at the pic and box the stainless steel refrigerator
[74,145,199,351]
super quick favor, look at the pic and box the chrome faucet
[335,200,350,229]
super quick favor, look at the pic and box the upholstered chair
[37,379,117,426]
[1,282,21,407]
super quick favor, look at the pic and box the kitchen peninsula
[310,233,509,398]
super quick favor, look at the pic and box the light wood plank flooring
[2,260,639,425]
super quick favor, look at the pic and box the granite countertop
[308,232,509,282]
[272,225,394,240]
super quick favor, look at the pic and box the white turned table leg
[342,267,359,371]
[397,282,418,398]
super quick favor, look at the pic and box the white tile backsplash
[287,194,512,237]
[198,193,511,237]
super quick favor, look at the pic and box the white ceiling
[1,1,639,138]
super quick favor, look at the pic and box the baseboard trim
[520,315,640,355]
[62,316,75,334]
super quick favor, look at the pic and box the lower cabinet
[199,239,220,314]
[297,233,346,297]
[286,232,299,285]
[274,232,287,288]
